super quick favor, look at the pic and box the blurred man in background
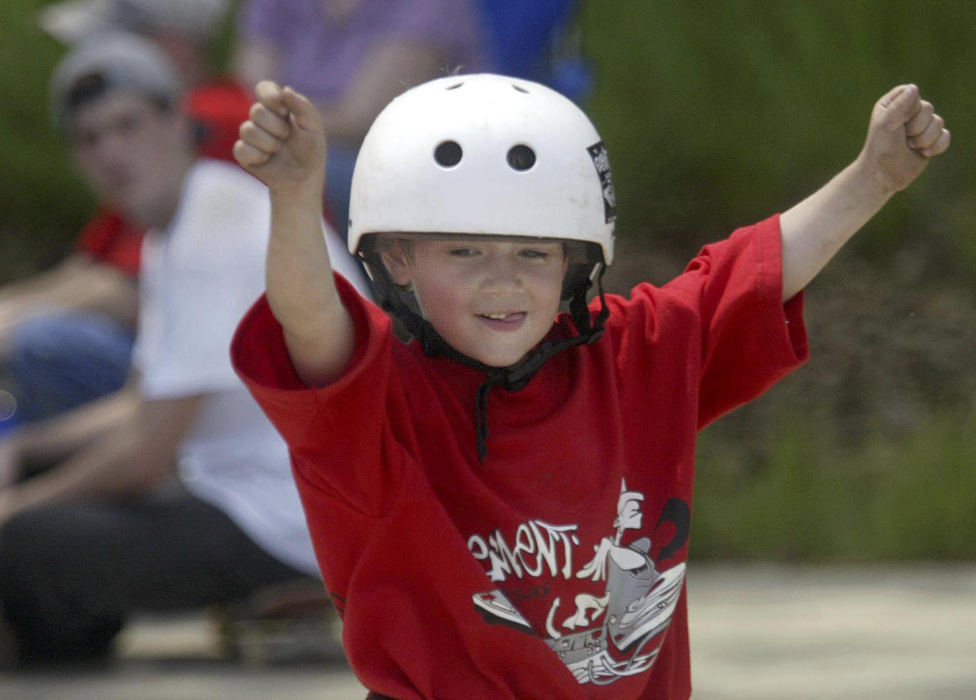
[0,32,362,668]
[0,0,250,434]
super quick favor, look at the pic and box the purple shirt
[238,0,489,99]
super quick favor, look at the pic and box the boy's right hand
[234,81,326,198]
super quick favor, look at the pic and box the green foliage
[689,255,976,560]
[693,408,976,560]
[579,0,975,271]
[0,0,94,275]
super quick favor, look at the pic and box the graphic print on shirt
[587,141,616,223]
[470,481,690,686]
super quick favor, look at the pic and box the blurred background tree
[3,0,973,560]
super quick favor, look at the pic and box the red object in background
[74,207,144,276]
[184,79,254,162]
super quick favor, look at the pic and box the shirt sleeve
[606,215,809,429]
[231,275,404,515]
[683,215,809,426]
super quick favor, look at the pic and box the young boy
[231,75,949,697]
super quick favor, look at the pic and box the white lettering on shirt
[468,520,581,582]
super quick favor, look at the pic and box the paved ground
[1,563,973,699]
[687,563,976,699]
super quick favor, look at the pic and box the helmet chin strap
[369,260,609,461]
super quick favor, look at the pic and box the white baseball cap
[38,0,229,45]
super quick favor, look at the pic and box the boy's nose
[480,253,521,290]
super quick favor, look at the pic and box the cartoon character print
[472,481,690,687]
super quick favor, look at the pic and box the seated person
[1,0,253,429]
[0,33,364,667]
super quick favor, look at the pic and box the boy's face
[383,236,569,367]
[68,91,189,228]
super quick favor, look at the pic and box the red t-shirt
[232,216,809,698]
[75,80,254,274]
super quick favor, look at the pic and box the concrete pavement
[688,563,976,699]
[1,563,973,699]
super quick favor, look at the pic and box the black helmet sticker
[587,141,616,223]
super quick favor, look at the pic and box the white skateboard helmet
[349,74,617,460]
[348,73,615,269]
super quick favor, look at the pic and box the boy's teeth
[484,313,508,320]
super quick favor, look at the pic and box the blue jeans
[4,311,134,423]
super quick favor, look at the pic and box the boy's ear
[379,241,412,286]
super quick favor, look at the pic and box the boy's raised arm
[235,81,355,387]
[779,84,950,302]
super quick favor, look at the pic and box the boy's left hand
[859,84,951,193]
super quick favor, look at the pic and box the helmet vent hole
[511,84,529,94]
[507,144,536,171]
[446,82,464,90]
[434,140,463,167]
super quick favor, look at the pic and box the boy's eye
[448,247,479,257]
[519,249,550,259]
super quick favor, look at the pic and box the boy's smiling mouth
[477,311,527,329]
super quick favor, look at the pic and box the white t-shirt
[133,159,366,577]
